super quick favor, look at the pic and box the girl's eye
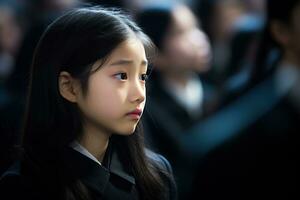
[140,74,148,82]
[114,73,127,80]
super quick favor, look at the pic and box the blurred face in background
[210,0,244,42]
[160,5,212,73]
[0,7,21,55]
[285,2,300,62]
[272,1,300,65]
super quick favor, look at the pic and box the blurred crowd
[0,0,299,199]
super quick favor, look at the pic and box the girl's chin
[114,126,137,136]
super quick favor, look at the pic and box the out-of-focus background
[0,0,299,199]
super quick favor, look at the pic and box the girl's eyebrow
[110,59,148,67]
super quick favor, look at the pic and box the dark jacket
[0,142,177,200]
[190,72,299,200]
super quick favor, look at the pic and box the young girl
[0,6,176,200]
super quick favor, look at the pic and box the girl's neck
[78,122,111,162]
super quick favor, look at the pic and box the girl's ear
[58,71,81,103]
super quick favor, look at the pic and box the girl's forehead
[91,38,147,70]
[108,38,146,61]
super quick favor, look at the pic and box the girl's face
[76,38,148,136]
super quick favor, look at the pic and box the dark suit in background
[190,67,299,200]
[142,73,217,199]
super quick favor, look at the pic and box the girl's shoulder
[145,149,173,173]
[145,149,178,200]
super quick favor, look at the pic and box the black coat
[0,142,177,200]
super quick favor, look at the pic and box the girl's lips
[127,109,142,115]
[126,109,143,120]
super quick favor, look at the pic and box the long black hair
[21,6,165,200]
[251,0,300,85]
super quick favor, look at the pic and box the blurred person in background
[136,3,218,198]
[246,0,300,135]
[7,0,81,98]
[0,4,23,175]
[0,5,22,84]
[0,0,80,175]
[190,0,299,199]
[224,0,265,79]
[215,0,266,105]
[194,0,245,84]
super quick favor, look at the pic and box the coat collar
[62,141,135,195]
[109,144,136,185]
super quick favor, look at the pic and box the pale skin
[58,38,148,162]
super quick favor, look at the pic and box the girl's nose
[129,79,146,104]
